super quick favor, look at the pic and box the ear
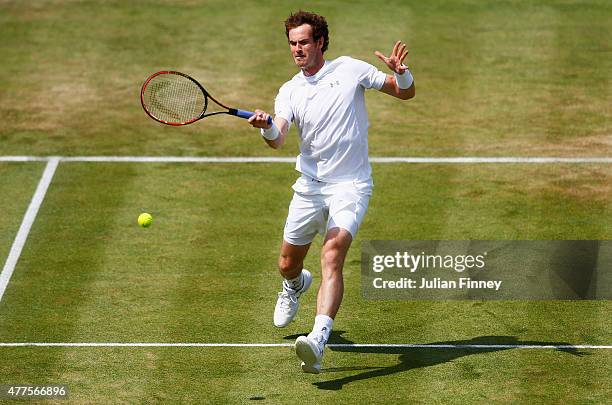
[316,36,324,51]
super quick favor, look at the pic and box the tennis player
[248,10,415,373]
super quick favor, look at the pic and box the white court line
[370,157,612,164]
[0,158,60,302]
[61,156,296,163]
[0,342,609,349]
[0,156,611,163]
[0,156,51,162]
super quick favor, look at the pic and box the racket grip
[232,108,273,125]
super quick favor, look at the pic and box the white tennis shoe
[295,333,325,374]
[273,269,312,328]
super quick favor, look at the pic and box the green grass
[0,163,610,402]
[0,0,611,403]
[0,0,610,156]
[0,347,609,403]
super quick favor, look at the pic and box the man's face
[288,24,323,72]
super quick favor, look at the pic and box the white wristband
[260,123,279,141]
[394,67,414,89]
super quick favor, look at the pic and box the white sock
[283,272,303,291]
[310,314,333,343]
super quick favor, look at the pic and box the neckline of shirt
[300,59,331,82]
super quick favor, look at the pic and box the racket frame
[141,70,255,126]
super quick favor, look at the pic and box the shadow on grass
[283,332,589,391]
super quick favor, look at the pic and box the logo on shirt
[329,80,340,88]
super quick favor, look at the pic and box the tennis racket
[140,71,271,126]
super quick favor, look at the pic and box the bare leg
[294,228,352,373]
[274,240,313,328]
[317,227,353,319]
[278,240,311,280]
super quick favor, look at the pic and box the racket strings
[143,74,207,124]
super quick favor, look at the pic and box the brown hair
[284,10,329,53]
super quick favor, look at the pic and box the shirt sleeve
[348,57,387,90]
[274,82,294,123]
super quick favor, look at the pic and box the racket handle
[231,108,273,125]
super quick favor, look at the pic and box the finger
[392,40,400,57]
[397,43,406,58]
[399,49,409,64]
[374,50,387,62]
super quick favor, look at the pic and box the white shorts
[283,175,372,246]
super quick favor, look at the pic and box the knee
[278,254,302,276]
[320,228,352,274]
[321,248,344,275]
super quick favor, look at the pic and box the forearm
[392,74,415,100]
[262,117,289,149]
[381,71,415,100]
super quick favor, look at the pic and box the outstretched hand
[374,41,409,74]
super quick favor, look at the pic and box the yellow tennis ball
[138,213,153,228]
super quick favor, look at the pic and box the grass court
[0,1,610,403]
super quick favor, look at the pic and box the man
[248,10,415,373]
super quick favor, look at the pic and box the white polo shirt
[274,56,387,183]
